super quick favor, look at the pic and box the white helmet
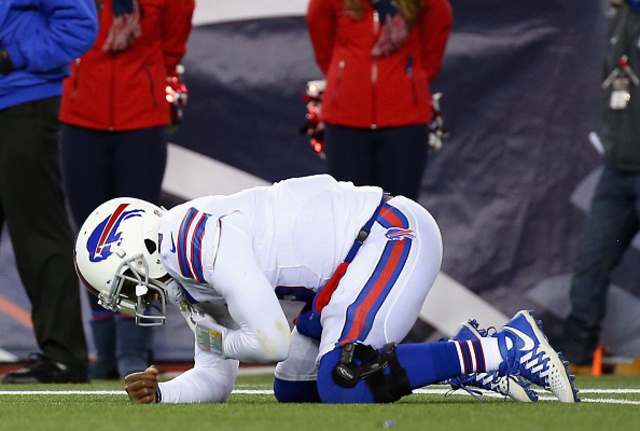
[74,197,169,326]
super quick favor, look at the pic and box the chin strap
[166,279,198,332]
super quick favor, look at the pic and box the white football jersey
[155,175,443,403]
[158,174,382,301]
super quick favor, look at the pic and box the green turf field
[0,373,638,431]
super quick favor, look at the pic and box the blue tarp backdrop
[3,1,638,362]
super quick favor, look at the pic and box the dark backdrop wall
[168,0,625,354]
[3,1,637,362]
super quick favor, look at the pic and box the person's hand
[124,365,160,404]
[102,1,141,52]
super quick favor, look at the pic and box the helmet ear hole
[144,239,157,255]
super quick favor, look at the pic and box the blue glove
[295,302,323,341]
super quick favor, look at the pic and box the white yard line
[0,388,638,405]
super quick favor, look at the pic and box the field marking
[422,389,640,405]
[533,394,640,405]
[0,388,639,405]
[413,388,640,394]
[0,390,126,395]
[1,389,638,395]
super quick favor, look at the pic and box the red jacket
[60,0,194,131]
[307,0,452,129]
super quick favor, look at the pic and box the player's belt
[312,192,391,314]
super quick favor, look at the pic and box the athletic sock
[479,337,503,371]
[396,342,463,388]
[451,337,504,373]
[397,337,508,390]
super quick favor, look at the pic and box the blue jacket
[0,0,98,110]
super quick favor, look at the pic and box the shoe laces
[499,322,552,389]
[446,379,485,401]
[469,320,496,338]
[448,320,513,402]
[449,372,522,402]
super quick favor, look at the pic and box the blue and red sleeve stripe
[177,207,211,282]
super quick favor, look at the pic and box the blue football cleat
[449,319,538,402]
[496,310,580,403]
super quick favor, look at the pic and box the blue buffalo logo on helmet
[87,203,145,262]
[385,227,415,241]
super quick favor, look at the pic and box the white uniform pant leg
[318,196,443,359]
[274,327,320,381]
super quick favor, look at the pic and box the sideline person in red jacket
[307,0,452,200]
[58,0,194,380]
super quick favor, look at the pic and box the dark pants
[323,123,430,200]
[0,97,88,368]
[59,124,167,229]
[59,125,166,311]
[59,123,166,377]
[562,165,640,365]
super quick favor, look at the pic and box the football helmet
[74,197,169,326]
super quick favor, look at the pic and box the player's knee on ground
[316,343,412,404]
[273,378,322,403]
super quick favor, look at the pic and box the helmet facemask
[102,253,168,326]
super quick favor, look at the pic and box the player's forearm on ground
[158,354,239,403]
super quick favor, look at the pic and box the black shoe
[1,353,89,384]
